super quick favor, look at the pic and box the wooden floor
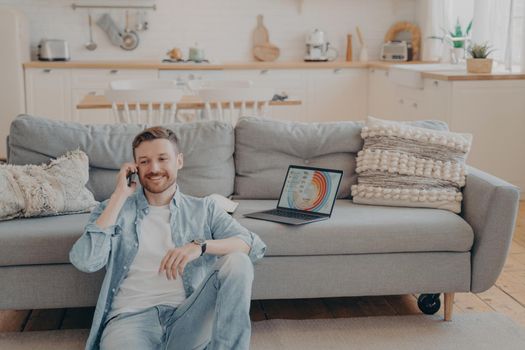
[1,202,525,333]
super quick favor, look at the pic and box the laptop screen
[277,166,343,215]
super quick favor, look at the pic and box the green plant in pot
[466,42,494,73]
[429,18,472,63]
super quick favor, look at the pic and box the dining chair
[105,79,184,124]
[190,82,274,125]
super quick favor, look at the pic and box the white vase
[451,47,464,64]
[438,43,452,63]
[359,46,368,62]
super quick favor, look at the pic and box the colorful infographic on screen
[278,167,341,214]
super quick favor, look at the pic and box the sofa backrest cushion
[8,115,235,201]
[234,117,364,199]
[234,117,451,200]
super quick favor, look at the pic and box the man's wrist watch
[191,239,207,256]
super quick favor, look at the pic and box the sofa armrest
[462,166,521,293]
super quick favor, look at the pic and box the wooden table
[77,94,301,110]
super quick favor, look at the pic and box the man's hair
[132,126,179,159]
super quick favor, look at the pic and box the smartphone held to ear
[127,171,138,187]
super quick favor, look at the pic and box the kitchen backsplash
[0,0,417,62]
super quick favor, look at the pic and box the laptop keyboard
[266,209,321,220]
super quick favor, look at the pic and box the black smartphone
[126,171,137,187]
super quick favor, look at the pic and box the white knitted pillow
[0,150,97,221]
[351,117,473,213]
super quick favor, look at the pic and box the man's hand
[94,162,138,230]
[158,243,201,280]
[114,162,138,199]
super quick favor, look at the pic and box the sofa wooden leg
[444,292,454,321]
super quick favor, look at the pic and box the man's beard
[140,173,177,194]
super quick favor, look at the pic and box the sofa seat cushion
[233,200,474,257]
[1,200,474,266]
[0,213,90,266]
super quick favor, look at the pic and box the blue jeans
[99,252,254,350]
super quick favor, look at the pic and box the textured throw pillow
[0,150,97,221]
[351,117,473,213]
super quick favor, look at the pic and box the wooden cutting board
[252,15,280,61]
[253,43,280,62]
[253,15,269,46]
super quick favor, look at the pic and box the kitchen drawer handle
[43,69,52,73]
[399,99,404,104]
[433,80,439,87]
[260,69,269,75]
[334,68,342,74]
[385,71,389,77]
[109,70,119,74]
[412,102,418,108]
[370,68,375,73]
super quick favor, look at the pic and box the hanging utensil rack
[72,4,156,11]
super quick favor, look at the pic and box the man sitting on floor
[70,126,266,350]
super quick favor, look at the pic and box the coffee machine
[305,29,336,61]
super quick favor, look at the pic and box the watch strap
[200,241,207,256]
[192,239,207,256]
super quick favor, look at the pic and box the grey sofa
[0,115,520,320]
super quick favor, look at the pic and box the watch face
[193,238,205,245]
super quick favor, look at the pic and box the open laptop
[243,165,343,225]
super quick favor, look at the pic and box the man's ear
[177,153,184,170]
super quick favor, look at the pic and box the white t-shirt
[109,205,186,318]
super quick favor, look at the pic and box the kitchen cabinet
[25,68,72,121]
[368,68,397,119]
[448,80,525,190]
[71,89,113,124]
[367,68,450,123]
[159,69,226,123]
[223,68,367,122]
[26,66,367,125]
[26,68,158,124]
[71,68,157,90]
[421,78,451,124]
[159,70,225,81]
[308,68,368,122]
[393,85,427,121]
[70,68,157,124]
[159,70,225,89]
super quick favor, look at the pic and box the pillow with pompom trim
[351,116,472,213]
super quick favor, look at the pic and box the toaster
[38,39,70,61]
[380,41,410,61]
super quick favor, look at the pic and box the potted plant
[466,42,494,73]
[430,18,472,63]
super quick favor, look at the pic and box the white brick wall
[0,0,416,61]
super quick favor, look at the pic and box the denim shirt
[69,187,266,350]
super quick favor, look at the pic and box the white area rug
[1,313,525,350]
